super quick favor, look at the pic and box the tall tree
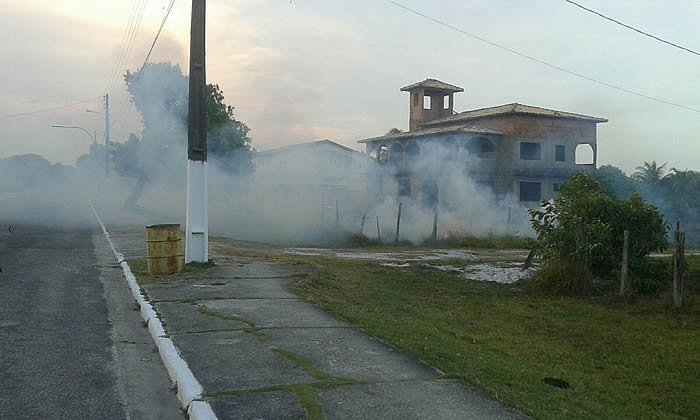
[115,63,254,207]
[122,62,253,174]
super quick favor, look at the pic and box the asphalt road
[0,223,180,419]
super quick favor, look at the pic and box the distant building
[252,139,373,227]
[358,79,607,205]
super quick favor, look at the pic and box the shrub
[529,173,667,296]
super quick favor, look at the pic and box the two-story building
[358,79,607,205]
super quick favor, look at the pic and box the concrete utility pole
[105,94,110,177]
[185,0,208,263]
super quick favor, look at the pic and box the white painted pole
[185,0,208,263]
[185,160,208,263]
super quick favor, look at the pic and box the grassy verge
[127,258,214,285]
[286,254,700,419]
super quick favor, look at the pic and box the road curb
[89,202,217,420]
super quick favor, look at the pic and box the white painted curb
[88,201,218,420]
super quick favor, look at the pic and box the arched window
[406,141,420,162]
[575,143,595,165]
[465,136,495,155]
[442,137,458,160]
[389,142,404,165]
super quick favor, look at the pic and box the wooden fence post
[506,207,512,235]
[673,222,686,309]
[431,206,438,242]
[394,202,402,245]
[376,216,381,243]
[620,229,629,296]
[582,221,589,273]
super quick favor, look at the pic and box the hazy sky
[1,0,699,174]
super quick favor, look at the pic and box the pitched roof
[256,139,362,156]
[423,103,607,127]
[400,79,464,93]
[357,125,501,144]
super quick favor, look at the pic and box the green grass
[127,258,214,285]
[286,254,700,419]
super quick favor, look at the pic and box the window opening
[520,142,541,160]
[466,137,495,155]
[555,145,565,162]
[575,143,594,165]
[519,181,541,202]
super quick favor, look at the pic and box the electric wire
[3,96,103,119]
[106,0,145,93]
[563,0,700,57]
[107,0,149,93]
[103,0,141,93]
[111,0,176,140]
[135,0,176,79]
[385,0,700,114]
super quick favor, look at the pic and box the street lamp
[50,124,96,145]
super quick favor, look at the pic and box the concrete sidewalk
[109,228,526,420]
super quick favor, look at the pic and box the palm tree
[666,167,698,196]
[632,161,667,185]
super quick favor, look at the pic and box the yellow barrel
[146,224,183,275]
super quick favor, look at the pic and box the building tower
[400,79,464,131]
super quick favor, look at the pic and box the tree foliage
[593,163,700,247]
[119,62,253,176]
[632,160,667,185]
[529,173,667,295]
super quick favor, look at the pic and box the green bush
[529,173,667,296]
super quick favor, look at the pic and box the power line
[3,96,103,119]
[111,0,176,138]
[107,0,149,93]
[135,0,176,79]
[385,0,700,114]
[104,0,141,92]
[563,0,700,57]
[106,0,144,92]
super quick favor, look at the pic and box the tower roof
[400,78,464,93]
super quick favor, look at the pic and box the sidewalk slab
[107,230,146,260]
[209,391,306,420]
[145,277,299,301]
[318,379,527,420]
[171,331,315,392]
[201,298,350,328]
[155,302,249,334]
[264,327,441,382]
